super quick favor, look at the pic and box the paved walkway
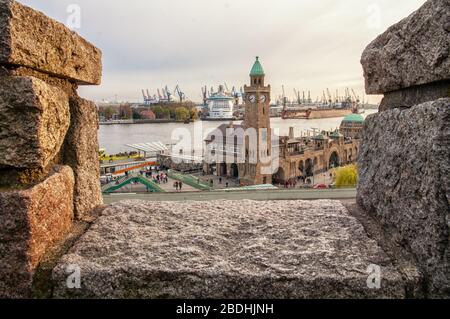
[103,188,357,204]
[193,174,240,189]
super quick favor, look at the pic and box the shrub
[334,164,358,188]
[175,107,190,121]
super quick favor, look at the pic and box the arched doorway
[305,159,314,177]
[230,163,239,178]
[273,167,286,183]
[220,163,227,176]
[209,163,217,175]
[299,161,304,175]
[329,151,340,169]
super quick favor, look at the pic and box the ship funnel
[289,127,295,139]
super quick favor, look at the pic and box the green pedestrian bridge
[102,173,165,194]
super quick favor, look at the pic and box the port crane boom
[326,88,332,105]
[174,85,185,103]
[351,89,360,103]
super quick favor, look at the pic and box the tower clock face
[260,95,266,103]
[248,95,256,103]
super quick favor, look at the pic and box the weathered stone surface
[0,150,63,187]
[0,65,78,96]
[52,200,417,299]
[0,165,74,298]
[64,96,103,219]
[0,76,70,170]
[0,0,102,85]
[361,0,450,94]
[357,98,450,297]
[379,81,450,111]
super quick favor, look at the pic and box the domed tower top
[249,56,265,87]
[250,56,265,76]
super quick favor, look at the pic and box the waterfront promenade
[103,187,357,204]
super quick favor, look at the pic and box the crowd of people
[143,171,169,185]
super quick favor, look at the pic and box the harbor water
[99,110,377,154]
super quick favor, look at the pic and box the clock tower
[240,56,273,185]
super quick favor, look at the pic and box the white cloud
[19,0,427,104]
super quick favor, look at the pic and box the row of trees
[98,103,201,122]
[152,104,199,121]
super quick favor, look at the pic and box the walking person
[179,181,183,191]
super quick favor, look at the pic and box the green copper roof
[312,134,328,140]
[342,114,364,123]
[250,56,265,76]
[330,130,343,138]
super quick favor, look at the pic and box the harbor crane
[231,86,240,105]
[310,128,320,136]
[282,85,288,108]
[351,89,360,103]
[201,86,208,106]
[326,88,332,105]
[165,86,173,102]
[240,87,245,101]
[174,85,185,103]
[142,89,150,105]
[294,89,301,105]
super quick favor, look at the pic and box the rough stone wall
[361,0,450,95]
[358,0,450,298]
[63,97,102,219]
[0,0,102,297]
[0,166,74,298]
[52,200,418,299]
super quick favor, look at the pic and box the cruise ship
[202,85,236,121]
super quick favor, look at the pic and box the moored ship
[201,85,237,121]
[281,88,362,119]
[282,102,357,120]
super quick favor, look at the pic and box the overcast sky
[20,0,426,104]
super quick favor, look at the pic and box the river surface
[99,110,377,154]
